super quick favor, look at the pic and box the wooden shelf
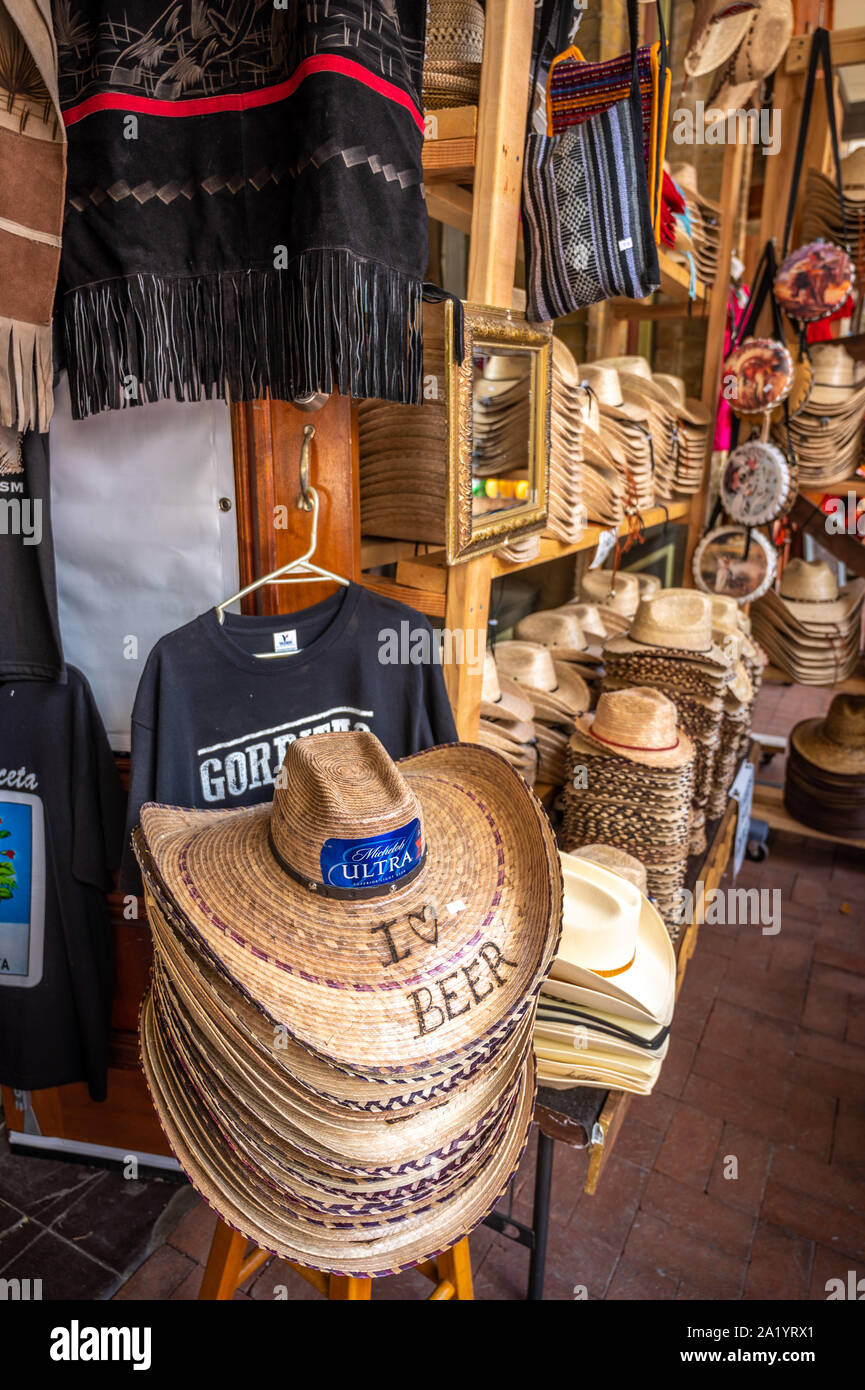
[753,782,865,851]
[786,25,865,72]
[489,502,691,577]
[422,105,477,183]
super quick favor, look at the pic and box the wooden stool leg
[199,1220,249,1301]
[328,1273,372,1299]
[434,1237,474,1301]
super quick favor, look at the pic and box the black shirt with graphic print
[120,583,458,892]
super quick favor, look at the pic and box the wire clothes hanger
[215,424,349,658]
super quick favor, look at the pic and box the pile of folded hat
[579,364,656,511]
[711,594,766,776]
[422,0,485,110]
[590,356,711,501]
[134,730,562,1276]
[669,163,722,287]
[545,338,588,544]
[534,849,675,1095]
[515,607,606,690]
[600,589,734,857]
[751,558,865,686]
[801,150,865,295]
[560,687,696,937]
[478,647,538,786]
[495,641,591,788]
[772,345,865,489]
[785,694,865,840]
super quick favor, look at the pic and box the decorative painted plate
[693,525,777,603]
[720,440,791,526]
[774,240,855,323]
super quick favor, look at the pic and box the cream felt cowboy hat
[575,687,695,770]
[604,589,730,667]
[480,647,534,723]
[135,731,562,1080]
[548,852,676,1021]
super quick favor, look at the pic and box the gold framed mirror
[445,302,552,564]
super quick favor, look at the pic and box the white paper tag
[729,758,754,879]
[589,528,618,569]
[618,237,633,252]
[272,628,299,654]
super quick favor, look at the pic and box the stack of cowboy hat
[579,363,656,511]
[707,655,755,818]
[751,558,865,685]
[478,647,538,785]
[653,374,712,495]
[772,344,865,489]
[560,688,696,937]
[802,150,865,294]
[669,163,722,287]
[711,594,766,769]
[545,338,589,543]
[578,568,641,625]
[590,356,709,501]
[422,0,485,110]
[562,598,632,642]
[514,607,606,686]
[534,851,676,1095]
[495,641,591,787]
[472,353,531,480]
[703,0,794,120]
[785,694,865,839]
[134,730,562,1276]
[600,589,735,856]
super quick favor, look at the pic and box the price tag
[729,759,755,879]
[589,528,617,570]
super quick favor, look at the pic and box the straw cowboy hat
[575,687,695,770]
[579,569,641,618]
[494,641,592,722]
[563,600,629,639]
[707,0,794,117]
[480,647,534,723]
[135,731,562,1079]
[514,609,588,661]
[604,589,729,666]
[684,0,758,78]
[779,559,865,625]
[579,365,649,424]
[652,374,712,426]
[791,695,865,776]
[548,853,676,1021]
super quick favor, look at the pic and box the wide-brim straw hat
[806,344,865,407]
[495,641,592,720]
[135,733,562,1080]
[579,364,649,423]
[652,374,712,426]
[514,609,588,660]
[604,589,730,668]
[574,687,695,770]
[549,853,676,1020]
[790,695,865,775]
[684,0,758,77]
[480,648,534,723]
[669,162,722,215]
[779,560,865,624]
[562,600,629,639]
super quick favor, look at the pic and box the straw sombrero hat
[135,731,562,1080]
[574,687,695,770]
[791,695,865,776]
[683,0,758,78]
[604,589,729,667]
[549,853,676,1020]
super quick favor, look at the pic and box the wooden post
[446,0,535,738]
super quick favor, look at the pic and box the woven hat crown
[591,687,680,754]
[579,364,627,409]
[823,694,865,750]
[780,558,838,604]
[515,610,587,652]
[495,641,559,692]
[630,588,714,653]
[580,569,640,616]
[270,732,424,895]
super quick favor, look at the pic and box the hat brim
[136,742,562,1080]
[573,713,695,770]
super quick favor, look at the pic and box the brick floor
[99,682,862,1299]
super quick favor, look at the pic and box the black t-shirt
[121,584,458,891]
[0,429,64,682]
[0,667,124,1099]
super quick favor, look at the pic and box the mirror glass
[470,346,537,530]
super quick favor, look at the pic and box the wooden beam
[425,181,473,236]
[786,24,865,71]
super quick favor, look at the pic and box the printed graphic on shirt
[0,792,46,987]
[196,706,374,803]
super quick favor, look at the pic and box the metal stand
[482,1127,556,1300]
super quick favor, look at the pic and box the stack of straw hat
[545,338,588,543]
[785,694,865,840]
[562,598,632,642]
[669,163,722,286]
[579,364,656,511]
[495,641,591,787]
[134,731,562,1277]
[711,594,766,770]
[590,356,710,500]
[772,345,865,489]
[560,688,696,937]
[514,607,606,686]
[751,558,865,685]
[535,851,675,1095]
[652,374,712,496]
[478,647,538,785]
[422,0,485,110]
[472,353,531,480]
[600,589,734,857]
[801,149,865,292]
[578,568,641,627]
